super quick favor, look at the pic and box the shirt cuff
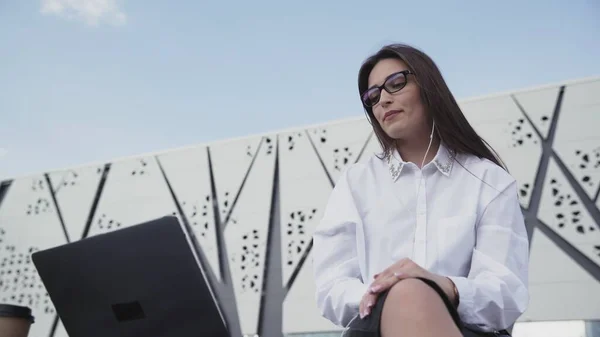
[337,280,369,327]
[448,276,474,321]
[346,281,369,309]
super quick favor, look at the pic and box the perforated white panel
[278,131,332,286]
[555,80,600,144]
[48,165,105,241]
[87,156,177,237]
[224,136,277,336]
[47,172,65,192]
[0,176,66,337]
[459,96,515,125]
[462,96,543,209]
[307,119,372,183]
[538,158,600,267]
[356,132,382,164]
[513,86,560,139]
[554,140,600,201]
[157,146,221,282]
[209,136,262,223]
[519,228,600,321]
[283,251,342,334]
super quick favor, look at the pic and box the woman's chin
[383,124,408,140]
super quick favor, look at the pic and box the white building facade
[0,77,599,337]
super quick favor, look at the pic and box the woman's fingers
[360,272,406,318]
[360,292,377,318]
[368,272,403,294]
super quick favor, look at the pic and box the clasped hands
[359,258,456,318]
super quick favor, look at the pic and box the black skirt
[342,277,510,337]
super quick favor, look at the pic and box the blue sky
[1,0,599,180]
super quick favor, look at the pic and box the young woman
[312,44,529,337]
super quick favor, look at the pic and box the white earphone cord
[421,122,436,168]
[416,121,435,197]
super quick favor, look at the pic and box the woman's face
[366,58,428,141]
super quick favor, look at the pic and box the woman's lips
[383,109,403,122]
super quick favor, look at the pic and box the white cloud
[41,0,127,26]
[0,148,7,158]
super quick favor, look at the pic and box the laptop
[32,216,230,337]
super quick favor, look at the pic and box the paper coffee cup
[0,304,35,337]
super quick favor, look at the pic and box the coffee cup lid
[0,304,35,323]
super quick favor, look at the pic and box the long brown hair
[358,43,505,170]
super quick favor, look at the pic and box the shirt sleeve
[448,179,529,331]
[312,168,369,327]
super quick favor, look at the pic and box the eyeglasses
[361,70,414,107]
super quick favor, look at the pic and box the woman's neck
[395,136,440,168]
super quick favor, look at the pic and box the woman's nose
[379,91,393,108]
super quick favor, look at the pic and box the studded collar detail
[386,143,456,181]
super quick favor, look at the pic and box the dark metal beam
[536,219,600,282]
[206,147,242,337]
[44,174,70,243]
[81,164,111,240]
[0,180,12,212]
[258,136,285,337]
[511,86,565,243]
[222,138,265,229]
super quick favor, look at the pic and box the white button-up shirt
[312,143,529,332]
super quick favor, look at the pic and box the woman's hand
[359,290,377,319]
[359,258,456,318]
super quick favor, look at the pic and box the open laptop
[32,216,230,337]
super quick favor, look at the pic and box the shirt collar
[386,143,456,181]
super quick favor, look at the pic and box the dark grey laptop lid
[32,216,229,337]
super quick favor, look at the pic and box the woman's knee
[382,278,449,319]
[380,279,441,336]
[380,278,462,337]
[386,278,437,304]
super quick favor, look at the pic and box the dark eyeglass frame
[361,69,414,107]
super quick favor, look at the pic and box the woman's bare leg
[380,278,463,337]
